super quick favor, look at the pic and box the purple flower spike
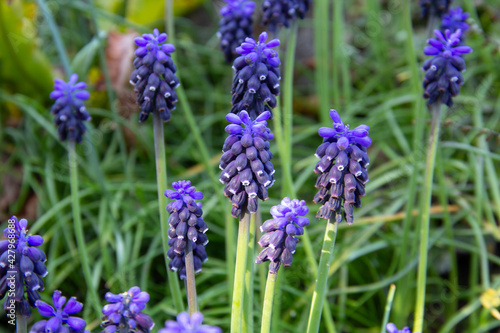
[231,32,281,118]
[101,286,154,333]
[422,29,472,107]
[30,290,89,333]
[220,111,275,218]
[256,198,309,273]
[0,216,47,318]
[313,110,371,224]
[159,312,222,333]
[441,7,470,34]
[386,323,412,333]
[130,29,178,123]
[261,0,311,33]
[218,0,255,63]
[165,181,209,279]
[49,74,91,143]
[419,0,451,18]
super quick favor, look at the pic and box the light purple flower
[441,7,470,33]
[159,312,222,333]
[386,323,412,333]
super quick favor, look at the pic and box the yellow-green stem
[68,142,101,316]
[185,240,198,315]
[243,210,256,332]
[307,220,338,333]
[260,271,278,333]
[16,315,27,333]
[413,104,442,333]
[152,111,184,312]
[380,284,396,333]
[231,210,253,333]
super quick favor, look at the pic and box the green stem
[164,0,235,294]
[307,220,338,333]
[68,142,101,316]
[380,284,396,333]
[282,22,298,197]
[231,210,252,333]
[394,0,426,320]
[243,210,256,332]
[260,271,278,333]
[35,0,71,76]
[152,111,184,313]
[332,0,351,106]
[413,104,442,333]
[16,315,27,333]
[185,240,198,315]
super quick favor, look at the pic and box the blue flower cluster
[101,286,154,333]
[231,32,281,119]
[30,290,89,333]
[0,217,47,317]
[159,312,222,333]
[313,110,371,224]
[441,7,469,34]
[165,181,209,279]
[130,29,178,123]
[261,0,311,32]
[256,198,309,274]
[422,29,472,106]
[218,0,255,63]
[220,111,275,218]
[386,323,412,333]
[49,74,91,143]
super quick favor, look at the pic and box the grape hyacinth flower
[441,7,470,33]
[313,110,371,224]
[261,0,311,33]
[30,290,89,333]
[218,0,255,63]
[159,312,222,333]
[422,29,472,106]
[0,216,47,317]
[49,74,91,143]
[220,111,275,218]
[165,181,209,279]
[231,32,280,119]
[419,0,452,18]
[256,198,309,273]
[386,323,412,333]
[101,286,154,333]
[130,29,178,123]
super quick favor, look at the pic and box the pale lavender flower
[159,312,221,333]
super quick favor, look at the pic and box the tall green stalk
[16,316,27,333]
[380,284,396,333]
[260,271,278,333]
[232,211,253,333]
[314,0,331,124]
[306,220,338,333]
[185,240,198,315]
[152,112,184,312]
[243,210,256,332]
[413,104,442,333]
[68,142,101,316]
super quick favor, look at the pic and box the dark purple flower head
[159,312,222,333]
[30,290,88,333]
[130,28,178,123]
[441,7,469,33]
[101,286,154,333]
[49,74,91,143]
[218,0,255,63]
[261,0,311,33]
[220,111,275,218]
[165,181,208,279]
[419,0,451,18]
[0,216,47,317]
[313,110,371,224]
[386,323,412,333]
[422,29,472,106]
[256,198,309,273]
[231,32,281,118]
